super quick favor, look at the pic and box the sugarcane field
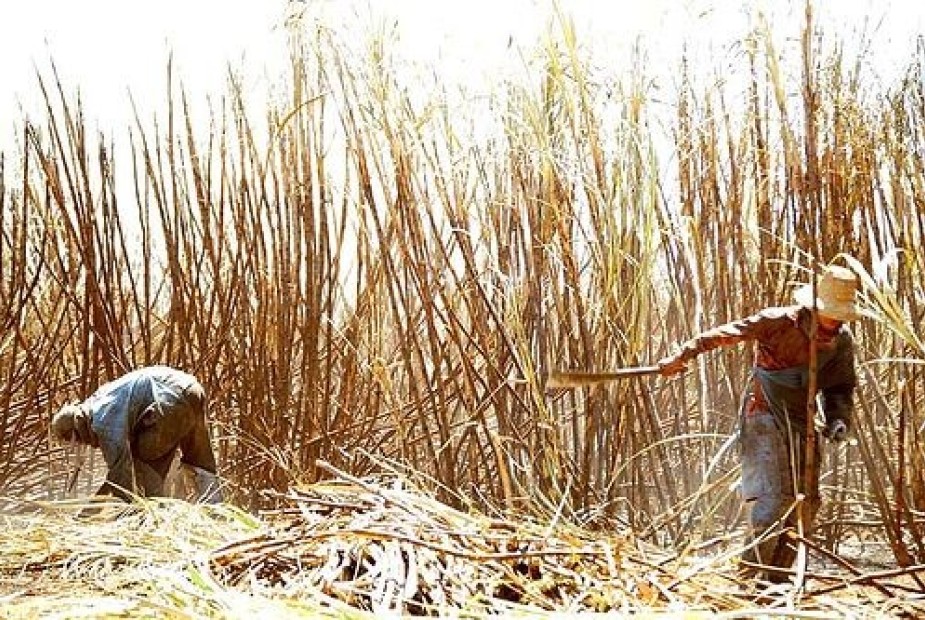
[3,0,925,617]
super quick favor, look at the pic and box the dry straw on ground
[2,0,924,571]
[1,462,922,619]
[3,2,925,618]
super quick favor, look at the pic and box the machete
[545,365,661,389]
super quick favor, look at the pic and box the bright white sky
[1,0,923,140]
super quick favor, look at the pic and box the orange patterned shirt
[675,306,856,427]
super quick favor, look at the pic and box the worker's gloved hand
[657,355,687,377]
[824,419,849,442]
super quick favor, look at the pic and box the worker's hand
[657,355,687,377]
[823,419,849,442]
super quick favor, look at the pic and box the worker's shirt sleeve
[675,311,774,364]
[89,382,142,498]
[819,332,857,427]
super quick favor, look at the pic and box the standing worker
[657,264,862,582]
[51,365,223,505]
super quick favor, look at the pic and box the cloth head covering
[50,403,97,446]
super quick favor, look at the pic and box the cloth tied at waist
[750,366,812,429]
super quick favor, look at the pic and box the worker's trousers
[132,381,217,496]
[739,410,821,580]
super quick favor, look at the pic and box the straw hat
[793,265,863,322]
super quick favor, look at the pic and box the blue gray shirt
[84,366,201,495]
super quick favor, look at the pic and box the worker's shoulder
[110,365,199,387]
[135,364,188,375]
[139,365,200,383]
[750,305,801,322]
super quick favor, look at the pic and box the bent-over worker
[657,264,862,582]
[51,365,222,504]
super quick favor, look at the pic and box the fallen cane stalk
[783,530,896,598]
[806,563,925,598]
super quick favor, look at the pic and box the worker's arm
[96,439,136,501]
[181,421,222,504]
[820,334,857,441]
[90,396,138,501]
[658,309,777,375]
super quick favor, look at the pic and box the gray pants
[129,382,217,497]
[739,411,821,579]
